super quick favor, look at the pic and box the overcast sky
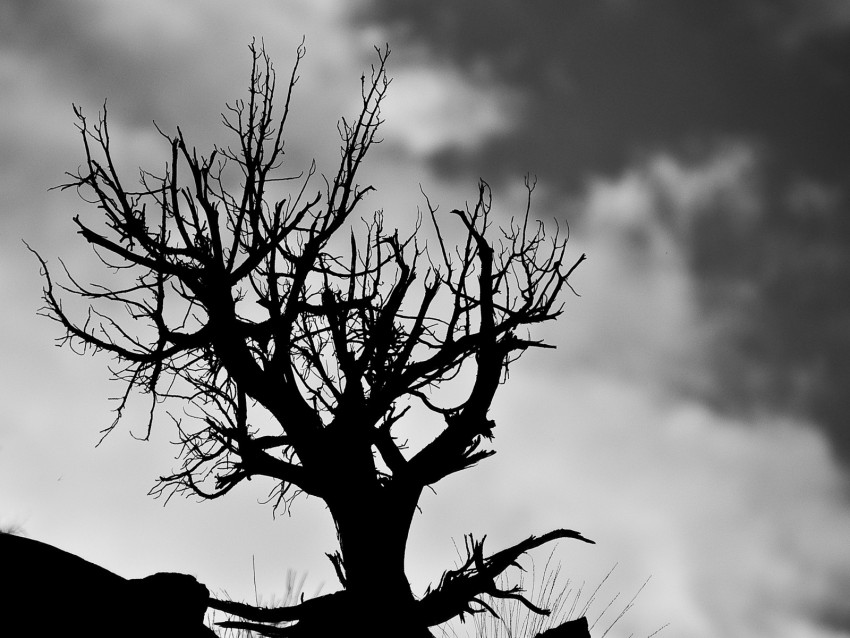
[2,2,850,637]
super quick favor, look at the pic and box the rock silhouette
[535,616,591,638]
[0,532,216,637]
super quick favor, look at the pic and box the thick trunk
[322,485,433,637]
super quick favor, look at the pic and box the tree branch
[418,529,595,627]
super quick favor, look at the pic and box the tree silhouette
[34,41,590,637]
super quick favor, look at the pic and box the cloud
[414,147,850,637]
[506,143,760,399]
[0,0,377,154]
[379,63,523,157]
[564,148,850,636]
[488,373,850,638]
[750,0,850,48]
[579,142,761,238]
[784,177,843,219]
[413,366,850,637]
[361,0,850,211]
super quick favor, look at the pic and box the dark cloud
[360,0,850,185]
[695,182,850,468]
[0,1,144,115]
[360,1,850,470]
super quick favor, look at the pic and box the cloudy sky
[2,2,850,637]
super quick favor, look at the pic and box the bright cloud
[582,143,760,237]
[482,372,850,638]
[380,64,522,157]
[535,143,761,390]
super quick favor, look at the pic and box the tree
[34,41,590,637]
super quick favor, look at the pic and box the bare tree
[34,41,589,637]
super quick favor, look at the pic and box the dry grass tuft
[435,548,668,638]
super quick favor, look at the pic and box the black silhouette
[536,616,591,638]
[0,532,215,637]
[34,41,590,637]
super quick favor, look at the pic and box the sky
[1,2,849,637]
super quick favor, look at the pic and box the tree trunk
[320,484,434,637]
